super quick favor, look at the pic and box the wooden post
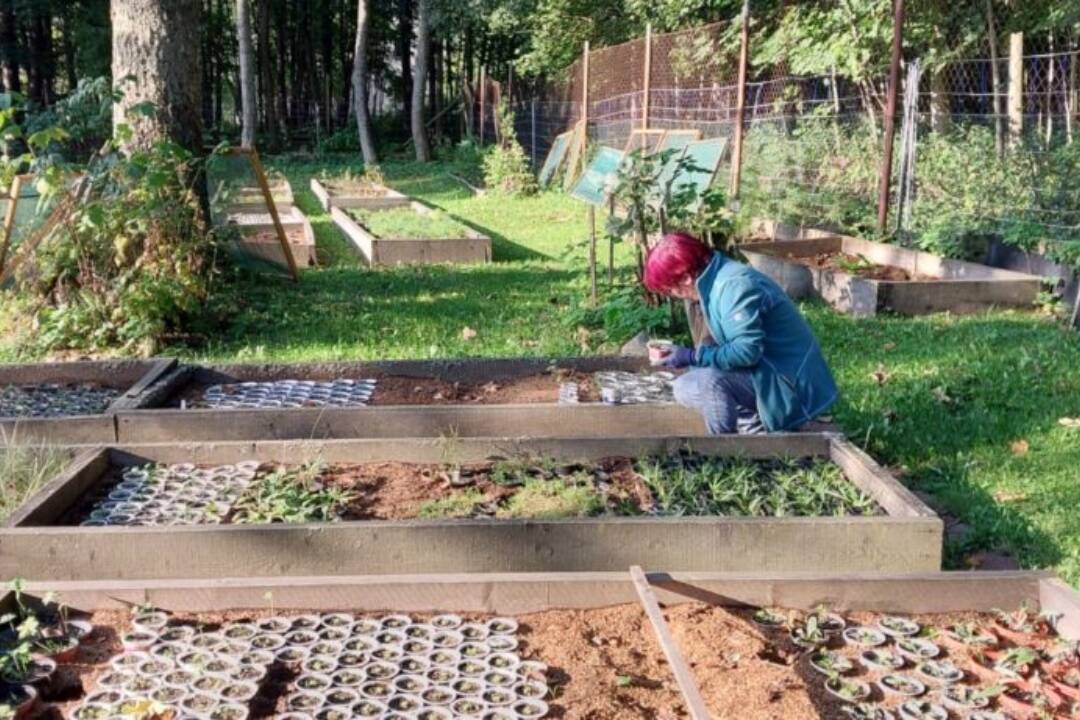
[642,23,653,132]
[728,0,751,201]
[629,567,711,720]
[608,196,615,286]
[0,174,24,277]
[479,65,486,144]
[1008,33,1023,147]
[243,148,300,282]
[985,0,1005,158]
[876,0,905,233]
[582,42,590,130]
[588,205,598,303]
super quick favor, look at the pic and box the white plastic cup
[647,339,675,367]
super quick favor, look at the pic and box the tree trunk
[397,0,412,119]
[257,0,278,143]
[985,0,1005,158]
[351,0,377,164]
[929,67,950,133]
[112,0,203,153]
[237,0,257,147]
[411,0,431,161]
[0,0,19,94]
[60,5,77,92]
[28,2,54,105]
[275,0,288,136]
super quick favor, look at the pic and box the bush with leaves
[481,100,537,196]
[24,77,115,161]
[13,108,225,356]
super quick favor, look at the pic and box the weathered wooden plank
[331,203,491,267]
[0,416,116,447]
[310,177,411,212]
[1040,577,1080,640]
[630,566,711,720]
[829,436,936,518]
[14,572,1074,637]
[107,358,178,411]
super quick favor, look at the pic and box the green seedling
[232,461,354,524]
[497,477,603,519]
[417,488,486,518]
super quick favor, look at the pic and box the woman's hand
[661,346,695,369]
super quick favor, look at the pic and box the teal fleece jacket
[693,252,838,431]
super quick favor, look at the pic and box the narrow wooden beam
[0,173,25,276]
[876,0,905,232]
[642,23,653,131]
[242,147,299,282]
[728,0,751,200]
[629,565,711,720]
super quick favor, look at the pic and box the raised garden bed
[228,207,317,269]
[0,359,176,446]
[310,176,411,212]
[3,570,1078,719]
[224,175,295,214]
[114,357,708,442]
[0,434,942,579]
[331,203,491,266]
[740,220,1042,317]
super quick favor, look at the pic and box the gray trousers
[672,368,764,435]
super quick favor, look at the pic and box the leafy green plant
[497,476,603,519]
[638,454,880,517]
[232,462,353,524]
[348,206,473,240]
[417,488,486,518]
[481,99,537,196]
[0,445,70,523]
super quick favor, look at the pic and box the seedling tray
[310,176,412,212]
[6,570,1079,720]
[740,221,1041,317]
[0,359,176,446]
[230,206,318,269]
[0,434,942,580]
[331,202,491,266]
[114,357,708,442]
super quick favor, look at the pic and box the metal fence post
[728,0,751,201]
[642,23,652,131]
[876,0,906,233]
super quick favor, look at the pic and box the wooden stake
[0,174,24,277]
[479,66,487,144]
[242,147,300,282]
[876,0,905,233]
[728,0,751,201]
[629,566,711,720]
[1007,33,1023,147]
[588,205,598,303]
[608,195,615,286]
[642,23,653,132]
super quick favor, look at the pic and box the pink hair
[643,233,713,294]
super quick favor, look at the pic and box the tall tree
[237,0,256,146]
[397,0,413,119]
[257,0,278,143]
[112,0,203,152]
[0,0,20,94]
[351,0,378,163]
[411,0,431,160]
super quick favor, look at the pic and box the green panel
[570,147,625,206]
[671,137,727,198]
[537,133,571,189]
[657,132,699,153]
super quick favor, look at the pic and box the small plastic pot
[399,656,430,675]
[314,709,351,720]
[809,649,855,676]
[324,686,360,707]
[375,629,407,646]
[429,648,462,668]
[487,635,519,653]
[137,658,172,677]
[387,693,424,713]
[453,677,485,696]
[204,656,239,675]
[290,614,322,631]
[372,645,405,663]
[364,661,401,681]
[450,697,489,716]
[940,683,993,711]
[275,645,310,664]
[286,629,320,647]
[295,671,333,693]
[360,680,394,699]
[513,680,548,700]
[72,702,110,720]
[422,686,457,705]
[459,642,491,660]
[877,616,920,638]
[180,692,219,716]
[824,676,872,703]
[394,674,430,694]
[336,650,367,668]
[311,639,343,657]
[150,684,188,704]
[223,623,258,642]
[95,669,133,689]
[351,699,389,717]
[483,687,517,707]
[431,614,463,629]
[427,666,459,685]
[487,618,519,636]
[515,661,547,683]
[287,691,325,712]
[191,672,229,695]
[250,632,287,651]
[191,631,228,650]
[511,699,549,718]
[877,674,926,698]
[256,616,292,634]
[39,635,80,663]
[861,649,906,671]
[319,626,350,642]
[163,669,197,688]
[352,618,381,636]
[132,609,170,633]
[345,636,377,653]
[896,700,948,720]
[381,614,412,629]
[219,679,259,702]
[239,649,275,667]
[321,612,355,629]
[231,663,268,684]
[840,705,896,720]
[209,702,250,720]
[332,668,365,687]
[416,708,454,720]
[432,630,464,649]
[896,638,941,663]
[158,625,197,644]
[843,626,888,648]
[483,670,518,688]
[2,683,37,719]
[487,653,521,672]
[301,655,338,675]
[84,689,125,706]
[403,639,434,657]
[460,623,491,642]
[916,660,964,685]
[458,659,488,678]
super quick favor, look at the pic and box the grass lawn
[1,152,1078,586]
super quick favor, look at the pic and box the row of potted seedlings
[188,379,379,410]
[80,462,261,526]
[577,371,675,405]
[753,604,1079,719]
[64,608,550,720]
[0,383,119,418]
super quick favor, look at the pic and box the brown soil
[786,252,931,282]
[171,369,597,408]
[33,605,1075,720]
[325,180,389,197]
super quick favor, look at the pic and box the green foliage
[417,488,486,518]
[0,446,71,523]
[25,77,116,160]
[497,476,604,519]
[232,462,354,524]
[348,206,474,240]
[638,454,881,517]
[481,100,537,196]
[567,283,688,346]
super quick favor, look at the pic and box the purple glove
[661,345,695,369]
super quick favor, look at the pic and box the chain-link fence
[471,24,1079,272]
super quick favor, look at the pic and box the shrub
[481,100,537,196]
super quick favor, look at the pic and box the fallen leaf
[1009,439,1030,456]
[932,386,954,405]
[1058,417,1080,428]
[883,342,896,351]
[461,327,478,341]
[993,490,1028,503]
[871,364,891,385]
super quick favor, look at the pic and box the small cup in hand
[647,339,675,367]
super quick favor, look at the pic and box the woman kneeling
[644,232,838,435]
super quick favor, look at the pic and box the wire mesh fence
[471,23,1080,267]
